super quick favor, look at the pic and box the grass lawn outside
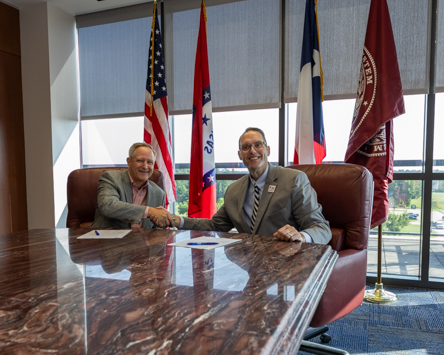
[400,224,421,233]
[432,192,444,210]
[410,197,422,209]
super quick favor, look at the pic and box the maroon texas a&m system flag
[345,0,405,228]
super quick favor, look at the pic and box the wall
[0,1,28,234]
[20,2,80,229]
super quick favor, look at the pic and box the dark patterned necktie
[250,184,260,233]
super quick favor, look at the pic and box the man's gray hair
[238,127,267,148]
[128,142,157,160]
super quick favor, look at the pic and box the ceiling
[2,0,153,16]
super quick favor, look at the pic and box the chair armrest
[329,227,345,251]
[310,248,367,327]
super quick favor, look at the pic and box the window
[173,109,279,173]
[368,180,423,278]
[393,95,424,172]
[165,0,280,114]
[286,95,424,168]
[76,0,444,289]
[286,100,355,165]
[434,93,444,172]
[430,182,444,280]
[81,117,144,166]
[287,96,426,280]
[173,108,279,216]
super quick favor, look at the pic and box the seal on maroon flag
[357,124,387,158]
[350,47,377,141]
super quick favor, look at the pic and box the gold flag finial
[202,0,207,30]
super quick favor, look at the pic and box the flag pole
[364,224,397,303]
[345,0,404,303]
[314,0,323,101]
[144,0,177,205]
[149,0,157,116]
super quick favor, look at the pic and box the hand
[273,224,305,243]
[149,209,179,229]
[170,214,179,228]
[148,207,174,228]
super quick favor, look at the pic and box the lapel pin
[268,185,276,193]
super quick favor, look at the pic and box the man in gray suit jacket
[161,128,331,244]
[92,143,171,229]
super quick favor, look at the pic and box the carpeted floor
[300,286,444,354]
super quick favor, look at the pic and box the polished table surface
[0,228,337,354]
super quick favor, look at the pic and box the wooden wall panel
[0,2,21,56]
[0,3,28,233]
[0,51,27,233]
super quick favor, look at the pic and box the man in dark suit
[160,128,331,244]
[92,143,171,229]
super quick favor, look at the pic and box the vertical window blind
[164,0,281,114]
[285,0,430,102]
[436,0,444,92]
[77,3,153,119]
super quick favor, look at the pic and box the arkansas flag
[294,0,326,165]
[345,0,405,228]
[144,3,176,205]
[188,1,216,218]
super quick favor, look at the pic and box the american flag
[144,3,176,205]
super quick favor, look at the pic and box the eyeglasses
[239,141,267,152]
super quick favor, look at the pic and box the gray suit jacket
[91,170,165,229]
[183,164,331,244]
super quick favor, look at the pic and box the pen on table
[187,242,219,245]
[95,230,100,236]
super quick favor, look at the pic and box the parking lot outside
[367,208,444,280]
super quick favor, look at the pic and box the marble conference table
[0,228,337,354]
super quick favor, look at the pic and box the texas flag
[294,0,326,165]
[188,1,217,219]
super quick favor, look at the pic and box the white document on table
[168,236,242,250]
[77,230,132,239]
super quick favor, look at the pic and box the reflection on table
[0,228,337,354]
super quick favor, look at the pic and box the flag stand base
[364,282,397,303]
[364,225,397,303]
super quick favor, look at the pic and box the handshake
[148,206,179,229]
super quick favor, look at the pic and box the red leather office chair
[66,167,165,228]
[286,163,373,355]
